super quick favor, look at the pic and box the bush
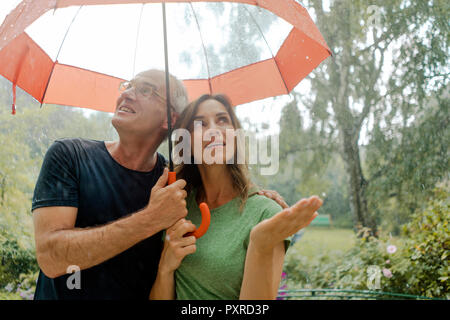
[0,230,39,289]
[392,187,449,297]
[0,271,38,300]
[284,187,449,299]
[0,290,21,300]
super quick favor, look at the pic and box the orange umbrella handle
[167,171,211,239]
[168,171,177,185]
[185,202,211,239]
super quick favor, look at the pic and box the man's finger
[154,168,168,189]
[278,198,289,209]
[264,190,276,198]
[167,178,187,191]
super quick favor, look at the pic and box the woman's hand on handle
[149,218,196,300]
[159,218,197,274]
[250,196,322,254]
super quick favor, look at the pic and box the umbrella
[0,0,331,237]
[0,0,331,112]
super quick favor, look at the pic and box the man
[32,69,190,299]
[32,69,288,300]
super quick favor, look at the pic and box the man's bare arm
[33,169,188,278]
[34,205,161,278]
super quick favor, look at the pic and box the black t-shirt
[32,138,167,300]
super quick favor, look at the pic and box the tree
[299,0,449,234]
[365,91,449,233]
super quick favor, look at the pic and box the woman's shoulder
[246,194,283,217]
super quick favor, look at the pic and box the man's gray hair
[136,69,188,114]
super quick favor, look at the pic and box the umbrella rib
[132,4,145,78]
[243,5,290,95]
[41,5,83,107]
[55,5,83,62]
[243,6,274,58]
[189,3,212,94]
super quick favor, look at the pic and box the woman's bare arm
[240,196,322,299]
[240,241,285,300]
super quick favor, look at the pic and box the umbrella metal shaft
[162,2,174,172]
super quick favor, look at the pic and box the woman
[150,94,322,300]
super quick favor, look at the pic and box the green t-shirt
[175,189,290,300]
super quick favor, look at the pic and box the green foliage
[0,229,38,289]
[0,271,39,300]
[395,187,450,297]
[0,290,21,300]
[366,94,449,233]
[285,187,449,299]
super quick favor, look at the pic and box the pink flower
[382,268,393,278]
[387,245,397,254]
[385,260,390,264]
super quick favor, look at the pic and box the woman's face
[190,99,236,165]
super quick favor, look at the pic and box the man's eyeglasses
[118,80,177,113]
[119,80,166,101]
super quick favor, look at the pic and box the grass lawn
[290,227,356,258]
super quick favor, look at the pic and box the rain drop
[306,56,310,60]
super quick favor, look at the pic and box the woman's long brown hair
[173,94,256,211]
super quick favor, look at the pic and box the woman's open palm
[250,196,323,253]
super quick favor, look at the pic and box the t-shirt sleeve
[31,140,79,212]
[259,199,292,253]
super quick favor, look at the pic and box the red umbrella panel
[0,0,331,113]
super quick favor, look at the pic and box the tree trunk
[341,127,377,236]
